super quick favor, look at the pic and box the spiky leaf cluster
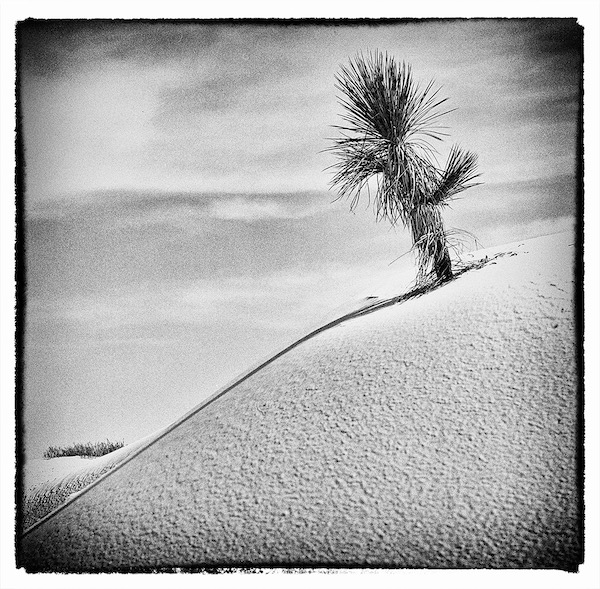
[328,51,479,230]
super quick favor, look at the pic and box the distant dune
[22,431,162,531]
[19,231,582,571]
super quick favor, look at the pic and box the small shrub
[43,439,125,460]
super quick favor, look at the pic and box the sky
[16,19,583,459]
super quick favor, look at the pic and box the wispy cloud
[206,195,327,222]
[19,22,221,76]
[28,260,400,339]
[445,174,577,227]
[18,20,582,203]
[28,189,331,226]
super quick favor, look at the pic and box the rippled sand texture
[22,431,162,531]
[19,232,581,571]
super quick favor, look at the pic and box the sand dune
[19,231,581,571]
[22,430,164,531]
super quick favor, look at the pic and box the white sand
[22,430,164,530]
[24,456,94,490]
[20,231,581,571]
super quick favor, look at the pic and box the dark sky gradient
[18,19,582,456]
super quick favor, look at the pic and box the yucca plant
[328,51,480,282]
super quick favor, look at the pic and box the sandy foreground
[19,231,581,571]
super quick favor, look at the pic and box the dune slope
[19,232,582,571]
[21,430,164,531]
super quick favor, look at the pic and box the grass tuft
[43,439,125,460]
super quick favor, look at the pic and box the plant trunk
[409,204,453,281]
[435,244,453,281]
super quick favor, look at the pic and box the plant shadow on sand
[345,250,514,323]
